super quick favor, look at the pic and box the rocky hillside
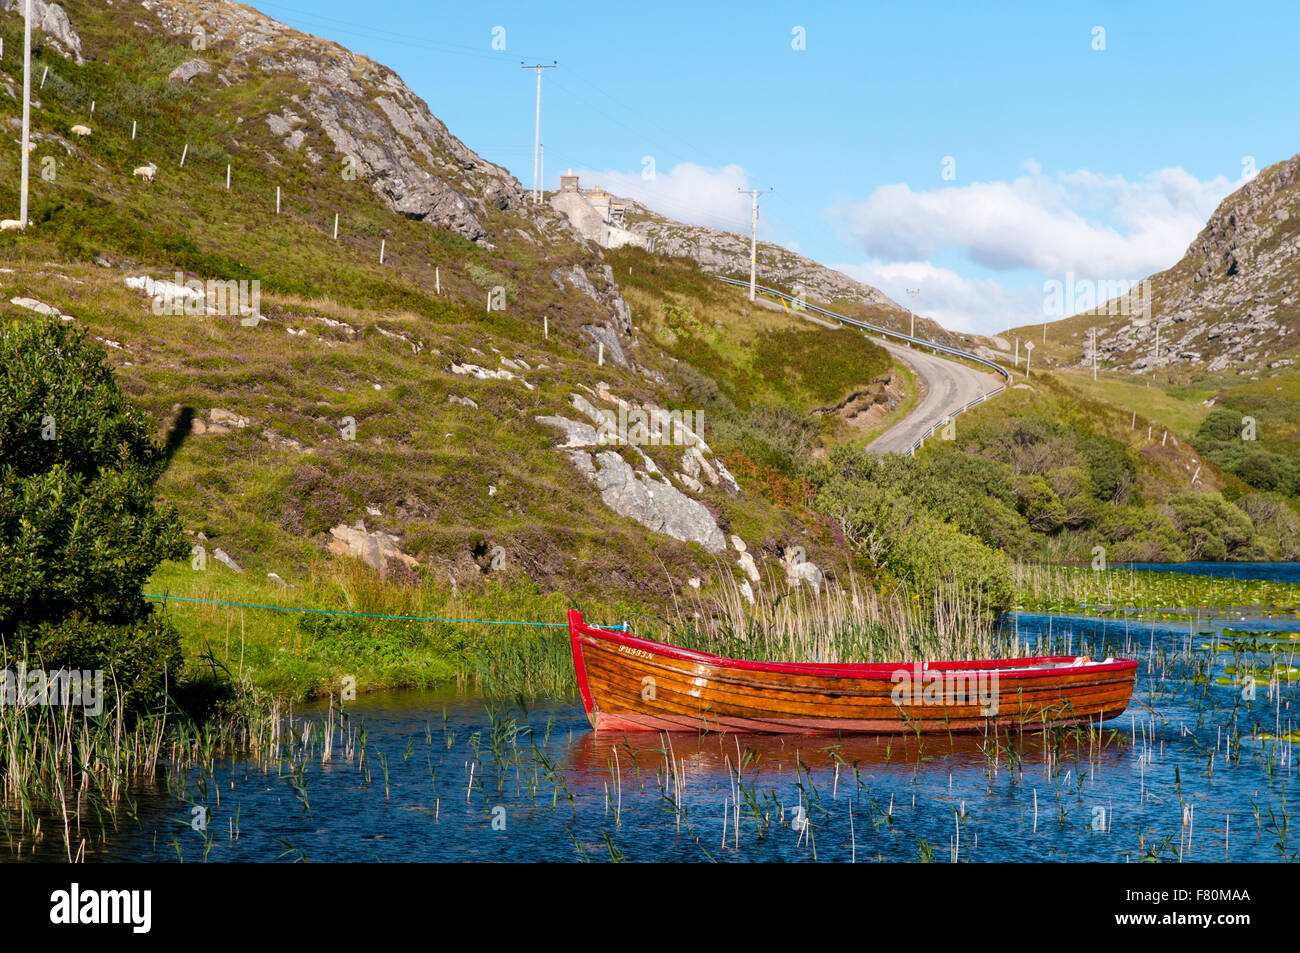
[1044,152,1300,376]
[619,196,900,307]
[0,0,908,613]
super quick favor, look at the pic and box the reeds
[665,566,1024,664]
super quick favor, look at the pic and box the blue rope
[144,593,627,630]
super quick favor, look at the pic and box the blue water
[1122,561,1300,583]
[7,606,1297,863]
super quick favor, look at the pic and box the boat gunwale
[568,610,1139,681]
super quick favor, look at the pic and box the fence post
[379,239,385,264]
[276,186,281,214]
[179,143,188,167]
[332,213,338,239]
[226,164,231,189]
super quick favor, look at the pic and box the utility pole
[737,187,773,301]
[906,288,921,339]
[19,0,31,227]
[521,61,557,204]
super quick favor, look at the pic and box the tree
[0,318,187,710]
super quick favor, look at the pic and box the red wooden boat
[568,610,1139,734]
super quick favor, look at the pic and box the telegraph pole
[906,288,921,339]
[737,187,773,301]
[19,0,31,227]
[521,62,557,204]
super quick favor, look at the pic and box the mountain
[1039,153,1300,377]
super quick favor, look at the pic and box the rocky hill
[0,0,908,614]
[618,196,900,309]
[1046,152,1300,376]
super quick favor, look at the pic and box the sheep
[70,124,91,137]
[0,220,24,231]
[133,162,157,182]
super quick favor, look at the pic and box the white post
[379,239,385,264]
[333,213,338,239]
[1092,327,1097,380]
[131,120,137,140]
[39,65,46,88]
[533,68,541,202]
[435,267,440,294]
[748,191,758,301]
[598,342,604,365]
[276,186,281,214]
[521,63,555,199]
[543,315,548,339]
[226,164,231,189]
[486,291,491,312]
[19,0,31,228]
[1015,338,1020,368]
[540,142,544,200]
[179,143,188,167]
[90,99,95,114]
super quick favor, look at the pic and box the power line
[737,188,774,301]
[521,61,557,204]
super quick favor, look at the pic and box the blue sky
[254,0,1299,333]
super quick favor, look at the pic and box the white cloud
[569,162,759,234]
[823,163,1242,334]
[833,259,1040,335]
[825,165,1237,278]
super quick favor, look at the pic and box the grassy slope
[0,6,905,697]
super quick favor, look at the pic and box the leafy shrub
[0,319,187,711]
[1159,492,1256,561]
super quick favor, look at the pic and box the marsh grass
[665,567,1024,664]
[1015,563,1300,615]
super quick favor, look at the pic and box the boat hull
[568,610,1138,734]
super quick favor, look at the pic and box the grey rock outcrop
[0,1,81,63]
[567,449,726,553]
[328,520,419,572]
[168,58,212,83]
[1074,152,1300,374]
[141,0,527,247]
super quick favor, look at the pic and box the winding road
[866,340,1006,455]
[715,275,1009,456]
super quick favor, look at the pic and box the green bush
[20,614,183,714]
[1159,492,1256,561]
[0,319,187,711]
[807,447,1013,617]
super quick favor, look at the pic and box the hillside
[1024,153,1300,379]
[0,0,904,615]
[1,1,1293,702]
[1010,152,1300,507]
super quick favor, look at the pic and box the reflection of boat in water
[568,611,1138,735]
[563,725,1129,785]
